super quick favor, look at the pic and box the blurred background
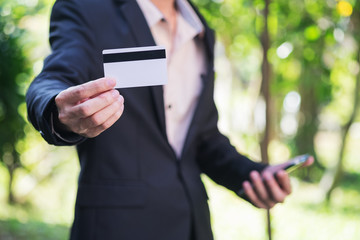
[0,0,359,239]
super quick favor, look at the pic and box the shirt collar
[136,0,204,35]
[136,0,163,27]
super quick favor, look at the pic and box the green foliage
[0,0,359,239]
[0,5,28,153]
[194,0,360,177]
[0,0,55,204]
[0,218,69,240]
[0,1,30,203]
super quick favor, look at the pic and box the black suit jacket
[26,0,266,239]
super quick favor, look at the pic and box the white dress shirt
[137,0,206,157]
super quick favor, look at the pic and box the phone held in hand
[237,154,311,198]
[282,154,310,173]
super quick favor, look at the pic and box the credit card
[103,46,167,88]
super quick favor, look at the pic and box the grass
[0,176,359,240]
[0,218,69,240]
[204,176,360,240]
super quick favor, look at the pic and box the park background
[0,0,359,239]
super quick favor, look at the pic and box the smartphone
[282,154,310,173]
[237,154,311,197]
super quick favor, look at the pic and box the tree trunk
[8,164,16,204]
[260,0,272,166]
[323,49,360,200]
[259,0,273,239]
[295,69,323,178]
[5,151,19,205]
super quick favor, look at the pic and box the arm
[26,0,124,145]
[196,125,267,192]
[197,121,314,209]
[195,92,267,192]
[195,82,313,208]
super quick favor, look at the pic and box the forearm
[26,0,101,145]
[197,126,267,193]
[26,75,85,145]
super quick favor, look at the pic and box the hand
[242,156,314,209]
[55,77,124,138]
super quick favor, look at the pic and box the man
[26,0,313,239]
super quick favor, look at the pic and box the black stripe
[103,49,166,63]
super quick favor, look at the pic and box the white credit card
[103,46,167,88]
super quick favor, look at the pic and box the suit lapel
[116,0,154,46]
[114,0,217,154]
[179,2,216,158]
[115,0,167,138]
[188,0,215,62]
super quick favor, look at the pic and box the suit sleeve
[196,78,267,195]
[26,0,99,145]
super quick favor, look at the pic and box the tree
[0,0,50,204]
[0,4,29,204]
[323,0,360,200]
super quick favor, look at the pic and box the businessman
[26,0,313,239]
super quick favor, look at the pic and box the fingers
[243,170,292,209]
[244,171,276,209]
[80,102,124,138]
[243,180,269,209]
[243,156,314,209]
[302,156,314,167]
[263,171,289,203]
[71,89,120,118]
[275,170,292,195]
[58,78,116,104]
[55,77,124,138]
[251,171,272,204]
[79,95,124,132]
[70,94,124,137]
